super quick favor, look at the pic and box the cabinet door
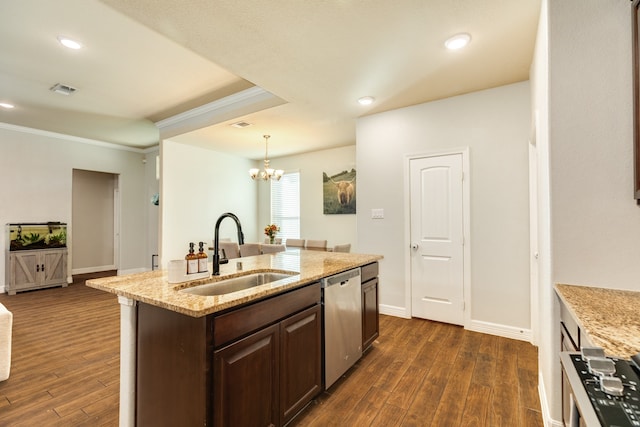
[10,252,38,289]
[213,324,280,427]
[280,304,321,425]
[362,278,379,350]
[42,251,66,285]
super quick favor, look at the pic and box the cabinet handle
[41,264,45,272]
[36,264,40,272]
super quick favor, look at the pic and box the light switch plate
[371,208,384,219]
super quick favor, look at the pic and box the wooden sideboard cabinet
[361,262,379,351]
[6,248,68,295]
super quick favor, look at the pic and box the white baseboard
[538,370,563,427]
[378,304,410,319]
[466,319,532,342]
[379,307,534,343]
[72,265,117,275]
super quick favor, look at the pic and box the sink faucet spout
[213,212,245,276]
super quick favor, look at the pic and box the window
[271,172,300,240]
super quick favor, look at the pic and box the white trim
[72,265,117,275]
[155,86,285,138]
[118,297,137,427]
[379,304,410,319]
[538,370,563,427]
[0,122,150,153]
[114,181,121,275]
[529,110,540,347]
[403,147,471,327]
[467,319,532,342]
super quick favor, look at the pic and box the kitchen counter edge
[555,283,640,358]
[86,251,383,318]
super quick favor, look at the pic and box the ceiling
[0,0,540,160]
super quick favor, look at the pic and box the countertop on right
[555,283,640,358]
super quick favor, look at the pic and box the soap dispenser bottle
[197,241,208,273]
[186,242,198,274]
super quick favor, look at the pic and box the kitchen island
[87,249,382,427]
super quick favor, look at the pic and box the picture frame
[322,168,356,214]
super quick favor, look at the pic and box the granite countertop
[86,250,382,317]
[555,284,640,358]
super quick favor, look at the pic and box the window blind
[271,172,300,240]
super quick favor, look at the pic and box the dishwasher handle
[321,268,360,288]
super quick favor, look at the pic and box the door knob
[411,244,419,250]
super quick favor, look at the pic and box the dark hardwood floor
[0,282,543,426]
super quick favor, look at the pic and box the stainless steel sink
[181,271,298,296]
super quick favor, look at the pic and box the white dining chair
[332,243,351,253]
[306,239,327,250]
[286,238,305,248]
[261,244,286,254]
[219,242,240,259]
[263,237,282,244]
[239,243,261,257]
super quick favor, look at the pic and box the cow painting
[323,169,356,214]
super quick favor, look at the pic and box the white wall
[144,148,160,269]
[0,124,149,290]
[257,145,357,249]
[356,82,531,331]
[160,139,258,266]
[549,0,639,289]
[535,0,640,424]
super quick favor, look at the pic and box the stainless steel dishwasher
[321,267,362,389]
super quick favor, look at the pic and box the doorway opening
[71,169,120,277]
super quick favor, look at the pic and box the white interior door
[410,154,464,325]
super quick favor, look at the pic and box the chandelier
[249,135,283,181]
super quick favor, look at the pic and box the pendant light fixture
[249,135,284,181]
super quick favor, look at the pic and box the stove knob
[601,376,624,397]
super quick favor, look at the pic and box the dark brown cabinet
[360,262,379,350]
[136,282,321,427]
[280,305,321,425]
[214,324,280,427]
[213,304,322,427]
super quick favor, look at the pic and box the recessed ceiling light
[0,102,15,109]
[57,36,83,50]
[444,33,471,50]
[358,96,375,106]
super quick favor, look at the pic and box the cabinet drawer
[361,262,378,284]
[213,282,321,347]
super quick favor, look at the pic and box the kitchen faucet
[212,212,245,276]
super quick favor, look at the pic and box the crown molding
[155,86,286,138]
[0,122,152,153]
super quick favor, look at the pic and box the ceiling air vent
[231,121,252,128]
[50,83,77,96]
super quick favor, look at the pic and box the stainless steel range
[560,348,640,426]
